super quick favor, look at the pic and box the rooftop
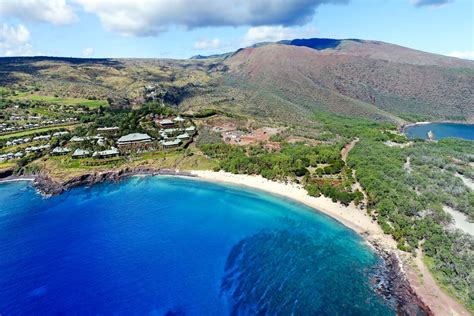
[159,119,174,125]
[52,147,71,153]
[93,147,119,157]
[117,133,152,143]
[177,133,190,139]
[72,149,90,156]
[97,126,119,131]
[161,139,181,146]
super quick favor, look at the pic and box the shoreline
[1,168,470,315]
[190,170,384,238]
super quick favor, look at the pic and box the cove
[0,176,400,315]
[404,123,474,140]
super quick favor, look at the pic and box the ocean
[0,176,397,315]
[404,123,474,140]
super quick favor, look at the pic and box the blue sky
[0,0,473,59]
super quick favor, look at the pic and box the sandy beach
[191,170,389,242]
[190,170,471,316]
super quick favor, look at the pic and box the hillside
[1,38,473,124]
[225,41,474,122]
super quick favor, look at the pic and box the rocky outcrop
[370,239,432,316]
[33,168,195,196]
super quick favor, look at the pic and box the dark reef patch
[221,228,395,315]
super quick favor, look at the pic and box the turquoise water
[404,123,474,140]
[0,177,397,315]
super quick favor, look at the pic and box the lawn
[11,94,108,108]
[0,161,16,169]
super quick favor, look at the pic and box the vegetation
[317,113,473,311]
[11,93,108,108]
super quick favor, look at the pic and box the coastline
[189,170,470,316]
[1,168,470,315]
[190,170,384,238]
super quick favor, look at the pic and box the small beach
[191,170,388,241]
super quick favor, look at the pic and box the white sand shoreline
[189,170,395,247]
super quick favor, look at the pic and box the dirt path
[340,138,369,206]
[341,137,359,162]
[404,249,470,316]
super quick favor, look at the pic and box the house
[176,133,190,140]
[163,128,180,135]
[97,126,119,133]
[72,149,91,159]
[52,131,69,137]
[185,126,196,134]
[117,133,152,146]
[70,136,86,142]
[159,119,174,127]
[33,135,51,141]
[173,116,185,123]
[92,147,119,159]
[161,139,181,148]
[97,138,106,147]
[51,147,71,156]
[25,144,50,153]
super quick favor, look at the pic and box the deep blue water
[0,177,397,315]
[404,123,474,140]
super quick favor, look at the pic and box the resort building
[51,147,71,156]
[72,149,91,159]
[161,139,181,148]
[117,133,152,146]
[52,131,69,137]
[163,128,180,136]
[159,119,174,127]
[92,147,119,159]
[185,126,196,134]
[97,138,106,147]
[173,116,185,123]
[97,126,119,133]
[70,136,86,142]
[176,133,190,140]
[25,144,50,153]
[33,135,51,141]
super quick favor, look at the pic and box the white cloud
[447,51,474,60]
[241,26,319,46]
[75,0,345,37]
[194,38,221,50]
[82,47,94,57]
[0,23,37,56]
[0,0,78,25]
[410,0,452,7]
